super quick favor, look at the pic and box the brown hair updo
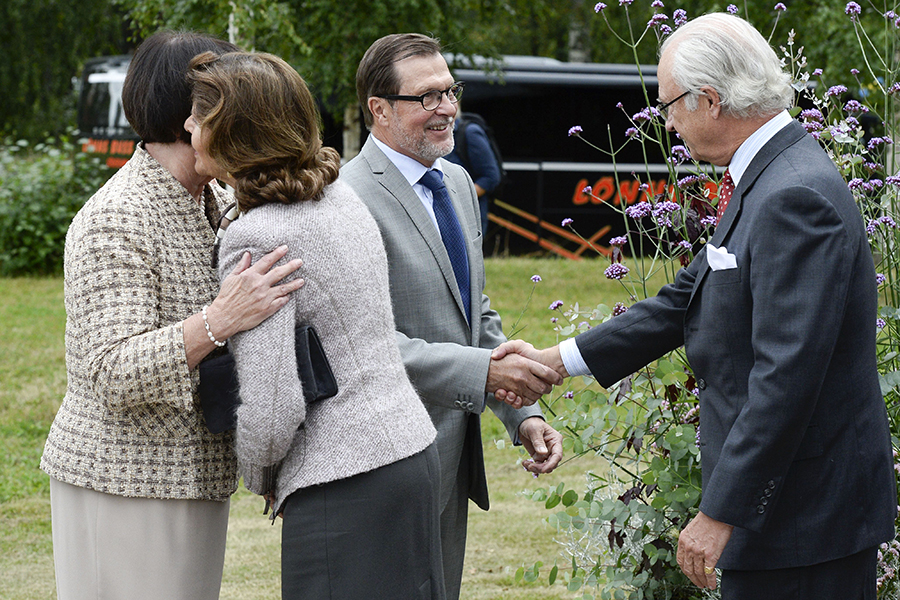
[187,51,341,211]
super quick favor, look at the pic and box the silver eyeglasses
[377,81,465,111]
[656,90,691,119]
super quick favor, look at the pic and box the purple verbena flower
[845,1,861,18]
[550,317,558,323]
[659,24,673,35]
[886,10,897,19]
[673,8,687,25]
[652,200,681,227]
[727,4,738,14]
[774,2,786,11]
[594,2,607,12]
[619,0,633,5]
[671,144,691,162]
[845,116,860,128]
[613,302,628,316]
[605,263,630,280]
[878,318,887,330]
[851,68,860,75]
[609,235,628,247]
[651,0,664,7]
[632,108,654,122]
[802,121,824,133]
[813,68,823,76]
[564,391,575,399]
[625,202,652,219]
[880,216,898,228]
[876,273,886,285]
[800,108,824,121]
[868,137,886,150]
[677,240,692,250]
[568,125,583,137]
[549,300,564,311]
[848,178,866,190]
[583,186,593,196]
[648,13,668,28]
[844,99,868,113]
[616,101,624,108]
[531,275,542,283]
[826,84,849,97]
[700,215,718,228]
[626,127,639,138]
[886,175,900,188]
[562,218,574,227]
[890,82,900,95]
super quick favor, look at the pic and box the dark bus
[449,55,680,258]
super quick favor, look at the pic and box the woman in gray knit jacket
[185,51,444,599]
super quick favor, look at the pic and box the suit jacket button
[466,402,474,411]
[757,505,765,514]
[696,378,707,390]
[760,497,768,506]
[764,488,773,497]
[767,480,776,489]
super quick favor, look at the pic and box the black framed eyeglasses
[377,81,465,111]
[657,90,691,119]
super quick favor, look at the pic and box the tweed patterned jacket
[41,145,238,501]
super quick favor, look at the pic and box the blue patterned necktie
[419,169,470,322]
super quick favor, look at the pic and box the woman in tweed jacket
[40,32,306,600]
[185,51,444,599]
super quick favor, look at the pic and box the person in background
[340,33,563,600]
[186,50,444,600]
[40,31,304,600]
[445,111,502,235]
[493,13,896,599]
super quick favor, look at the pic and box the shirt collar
[371,134,445,185]
[727,110,793,186]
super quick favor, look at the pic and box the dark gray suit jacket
[575,120,896,570]
[341,136,542,512]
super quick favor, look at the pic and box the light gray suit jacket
[341,135,542,511]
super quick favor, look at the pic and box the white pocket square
[707,244,737,271]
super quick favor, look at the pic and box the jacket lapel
[688,120,808,306]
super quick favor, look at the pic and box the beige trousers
[49,478,230,600]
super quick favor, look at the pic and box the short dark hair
[122,30,238,144]
[355,33,442,129]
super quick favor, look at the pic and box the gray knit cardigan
[218,179,436,512]
[41,145,238,501]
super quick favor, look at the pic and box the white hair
[660,13,792,118]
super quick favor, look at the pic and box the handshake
[486,340,570,410]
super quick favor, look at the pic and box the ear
[700,85,723,119]
[368,96,392,127]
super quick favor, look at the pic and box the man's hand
[518,417,563,475]
[490,341,568,408]
[485,348,562,406]
[676,511,734,590]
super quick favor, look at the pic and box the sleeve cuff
[560,337,591,377]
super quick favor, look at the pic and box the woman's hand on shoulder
[211,245,304,337]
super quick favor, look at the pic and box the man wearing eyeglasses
[340,33,564,600]
[492,12,896,600]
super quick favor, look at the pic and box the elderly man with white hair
[493,12,896,599]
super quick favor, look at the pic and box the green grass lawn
[0,257,668,599]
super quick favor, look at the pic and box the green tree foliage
[0,0,131,140]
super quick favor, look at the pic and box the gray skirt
[281,443,445,600]
[49,478,230,600]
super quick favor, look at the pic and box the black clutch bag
[198,324,338,434]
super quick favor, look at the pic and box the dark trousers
[721,546,878,600]
[281,443,445,600]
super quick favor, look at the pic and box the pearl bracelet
[202,305,227,347]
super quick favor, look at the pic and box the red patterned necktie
[716,169,734,223]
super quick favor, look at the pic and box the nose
[664,115,676,133]
[434,92,457,117]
